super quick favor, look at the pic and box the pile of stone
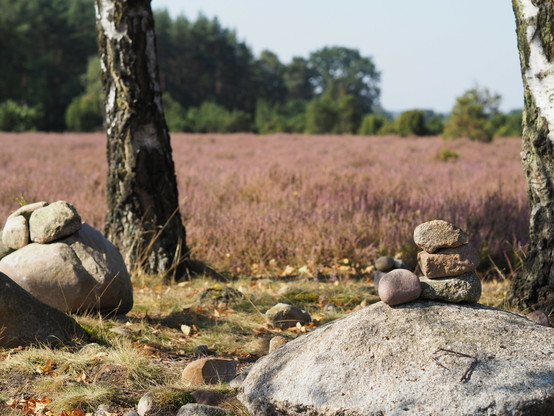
[414,220,481,303]
[0,201,133,315]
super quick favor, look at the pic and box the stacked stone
[414,220,481,303]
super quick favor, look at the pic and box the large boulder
[239,301,554,415]
[0,223,133,315]
[0,272,87,347]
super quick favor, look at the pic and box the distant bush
[377,120,398,135]
[443,87,500,142]
[65,95,103,131]
[65,56,104,132]
[437,147,459,162]
[358,114,388,135]
[396,110,427,136]
[188,102,251,133]
[495,111,523,137]
[0,100,42,132]
[305,94,339,134]
[163,93,189,132]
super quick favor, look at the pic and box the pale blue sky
[153,0,523,114]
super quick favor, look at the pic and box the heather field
[0,132,530,415]
[0,132,528,278]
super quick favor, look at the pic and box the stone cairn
[377,219,482,306]
[414,220,481,303]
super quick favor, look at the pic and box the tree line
[0,0,521,140]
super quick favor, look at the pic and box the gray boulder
[0,272,87,347]
[265,303,312,330]
[29,200,81,244]
[419,272,482,303]
[239,301,554,415]
[414,219,468,253]
[418,243,480,278]
[177,404,229,416]
[0,222,133,314]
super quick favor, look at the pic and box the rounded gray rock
[375,256,396,272]
[377,269,421,306]
[414,220,468,253]
[265,303,311,329]
[419,272,482,303]
[29,200,82,244]
[239,301,554,416]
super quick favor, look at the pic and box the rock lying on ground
[177,404,229,416]
[265,303,312,330]
[0,272,87,348]
[0,201,133,315]
[182,358,237,385]
[239,300,554,415]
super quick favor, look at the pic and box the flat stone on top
[414,220,468,253]
[418,243,480,278]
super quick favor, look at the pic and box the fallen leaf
[181,324,192,336]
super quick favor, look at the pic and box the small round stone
[375,256,396,272]
[378,269,421,306]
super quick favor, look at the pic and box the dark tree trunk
[95,0,188,276]
[508,0,554,314]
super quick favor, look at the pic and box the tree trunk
[95,0,188,276]
[508,0,554,314]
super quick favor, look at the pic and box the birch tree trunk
[95,0,188,277]
[508,0,554,314]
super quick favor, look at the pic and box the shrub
[65,95,103,131]
[0,100,42,132]
[495,110,523,137]
[358,114,388,135]
[443,87,501,142]
[437,147,459,162]
[187,102,251,133]
[163,93,189,132]
[396,109,427,136]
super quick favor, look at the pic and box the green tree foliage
[163,93,189,132]
[395,109,427,136]
[254,50,287,104]
[187,102,251,133]
[305,93,340,134]
[308,46,380,114]
[443,88,501,142]
[494,110,523,137]
[284,57,315,101]
[255,99,307,134]
[155,11,255,113]
[0,0,96,130]
[358,114,388,135]
[0,100,42,132]
[65,56,104,131]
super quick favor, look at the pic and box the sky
[152,0,523,114]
